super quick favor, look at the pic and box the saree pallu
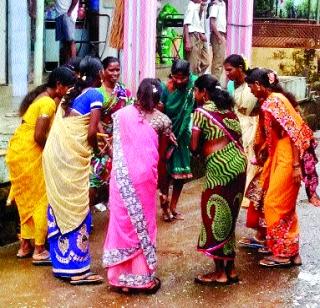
[6,96,56,245]
[247,92,318,257]
[48,206,92,277]
[43,105,93,275]
[161,76,197,179]
[103,105,158,289]
[197,144,247,260]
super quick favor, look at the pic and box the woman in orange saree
[245,68,320,267]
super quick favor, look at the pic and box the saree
[6,96,56,245]
[193,103,247,260]
[246,92,318,257]
[103,105,158,288]
[231,82,259,207]
[43,105,92,277]
[90,83,133,188]
[161,75,197,179]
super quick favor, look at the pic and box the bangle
[293,163,300,167]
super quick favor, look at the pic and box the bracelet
[293,163,300,167]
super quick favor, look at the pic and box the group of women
[6,53,320,292]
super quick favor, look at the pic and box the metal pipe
[34,0,44,85]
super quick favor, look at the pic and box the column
[122,0,157,95]
[8,0,29,97]
[227,0,254,62]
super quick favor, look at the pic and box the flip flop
[162,212,174,222]
[172,212,184,220]
[17,249,33,259]
[259,257,291,268]
[194,275,229,286]
[227,275,240,285]
[32,250,52,266]
[70,272,104,285]
[238,237,265,249]
[111,277,161,295]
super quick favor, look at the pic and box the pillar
[8,0,29,97]
[227,0,254,63]
[122,0,157,95]
[34,0,45,85]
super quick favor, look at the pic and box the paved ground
[1,176,320,308]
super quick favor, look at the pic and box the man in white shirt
[183,0,210,75]
[55,0,79,64]
[208,0,227,80]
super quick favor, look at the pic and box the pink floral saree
[103,105,159,288]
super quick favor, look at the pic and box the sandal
[70,272,104,285]
[258,247,272,255]
[32,250,52,266]
[162,212,174,222]
[111,277,161,295]
[17,248,33,259]
[238,237,265,249]
[227,275,240,285]
[172,211,184,220]
[259,256,291,268]
[194,274,229,286]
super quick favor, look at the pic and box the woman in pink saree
[103,79,172,294]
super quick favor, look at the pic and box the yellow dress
[6,96,56,245]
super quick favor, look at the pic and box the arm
[183,25,192,52]
[158,134,170,195]
[34,116,51,148]
[291,140,302,184]
[87,109,101,149]
[67,0,79,17]
[210,17,224,44]
[190,127,201,153]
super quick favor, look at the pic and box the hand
[199,33,207,42]
[292,166,302,184]
[169,132,178,147]
[218,35,226,45]
[184,42,192,53]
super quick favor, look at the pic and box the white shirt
[184,1,206,34]
[209,0,227,33]
[56,0,79,22]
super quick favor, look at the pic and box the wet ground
[1,176,320,308]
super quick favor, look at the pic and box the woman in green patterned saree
[160,59,197,221]
[190,74,247,285]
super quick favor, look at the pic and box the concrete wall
[0,1,7,84]
[160,0,189,13]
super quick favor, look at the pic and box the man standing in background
[208,0,226,80]
[55,0,79,64]
[183,0,210,75]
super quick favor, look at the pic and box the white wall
[160,0,189,14]
[0,1,7,84]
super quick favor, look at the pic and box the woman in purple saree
[103,79,172,294]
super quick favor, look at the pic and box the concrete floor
[1,176,320,307]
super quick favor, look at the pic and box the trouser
[211,33,226,81]
[185,33,210,75]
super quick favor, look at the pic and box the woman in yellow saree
[245,68,320,267]
[6,67,75,263]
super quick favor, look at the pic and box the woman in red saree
[103,79,172,294]
[245,68,320,267]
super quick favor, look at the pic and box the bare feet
[195,271,228,284]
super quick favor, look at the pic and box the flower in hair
[268,72,276,85]
[241,54,249,71]
[81,75,87,81]
[152,85,158,93]
[216,85,222,90]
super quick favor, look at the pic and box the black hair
[245,68,298,108]
[195,74,234,110]
[65,56,82,73]
[137,78,163,112]
[223,54,247,72]
[62,56,103,110]
[101,56,120,69]
[171,59,190,76]
[19,66,76,117]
